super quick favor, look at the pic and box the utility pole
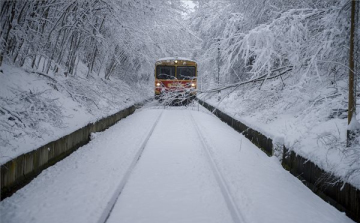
[217,38,220,86]
[217,38,221,101]
[347,0,357,146]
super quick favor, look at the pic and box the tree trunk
[347,0,357,146]
[0,1,16,66]
[12,38,24,64]
[87,46,98,77]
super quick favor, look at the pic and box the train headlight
[156,82,161,87]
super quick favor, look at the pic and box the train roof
[156,57,196,63]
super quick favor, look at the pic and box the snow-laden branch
[201,67,293,93]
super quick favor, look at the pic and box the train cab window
[156,66,176,79]
[177,66,196,80]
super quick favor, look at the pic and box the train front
[155,58,197,104]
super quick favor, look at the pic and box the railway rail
[97,111,164,223]
[94,109,246,223]
[98,109,246,223]
[190,111,246,223]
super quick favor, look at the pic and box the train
[154,57,197,105]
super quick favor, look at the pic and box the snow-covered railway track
[190,111,246,223]
[100,110,245,223]
[97,111,164,223]
[1,108,353,223]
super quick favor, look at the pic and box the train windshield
[177,66,196,80]
[156,66,176,79]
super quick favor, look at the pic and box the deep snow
[0,105,354,223]
[0,63,151,165]
[198,74,360,189]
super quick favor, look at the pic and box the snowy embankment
[0,63,152,165]
[199,73,360,189]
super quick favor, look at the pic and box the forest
[0,0,359,190]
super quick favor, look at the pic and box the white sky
[181,0,197,18]
[182,0,196,10]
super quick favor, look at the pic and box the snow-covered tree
[0,0,196,83]
[189,0,360,185]
[189,0,351,87]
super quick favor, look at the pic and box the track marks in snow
[98,111,164,223]
[0,110,164,223]
[190,111,246,223]
[104,109,234,223]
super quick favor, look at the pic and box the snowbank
[199,74,360,189]
[0,63,152,165]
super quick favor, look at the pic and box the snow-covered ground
[0,63,152,165]
[199,73,360,189]
[0,105,354,223]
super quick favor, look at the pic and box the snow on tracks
[0,107,354,223]
[97,111,163,223]
[0,110,163,223]
[104,109,234,223]
[190,111,246,223]
[191,110,354,223]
